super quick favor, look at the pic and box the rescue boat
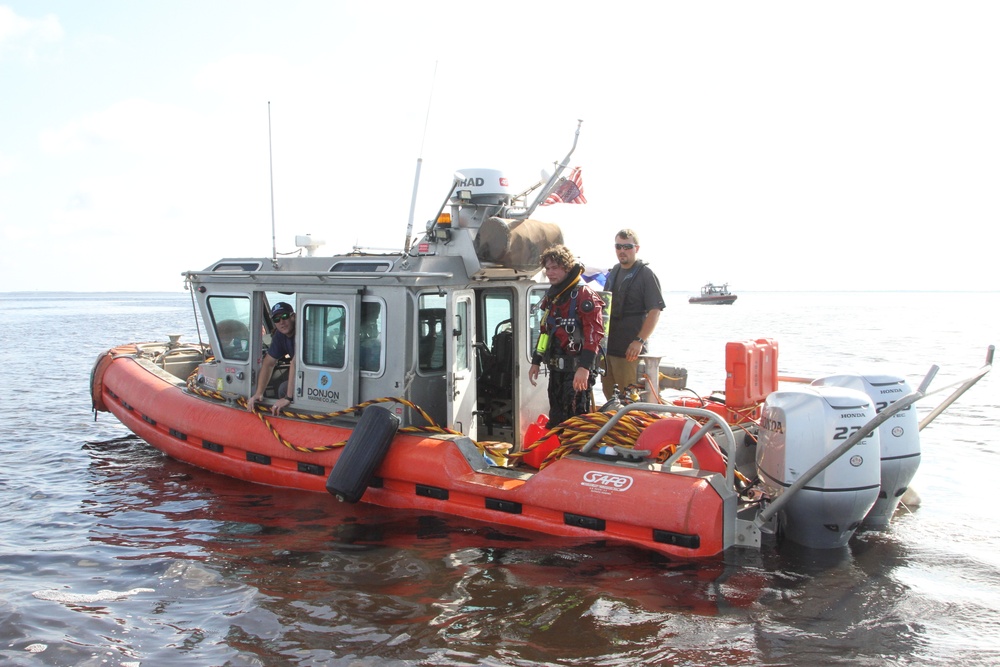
[689,282,738,304]
[90,127,993,559]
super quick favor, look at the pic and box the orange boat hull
[94,348,733,559]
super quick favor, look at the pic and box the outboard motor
[757,385,881,549]
[811,373,920,527]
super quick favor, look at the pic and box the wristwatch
[634,336,645,344]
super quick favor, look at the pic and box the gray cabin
[186,168,575,448]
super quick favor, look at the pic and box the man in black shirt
[602,229,665,400]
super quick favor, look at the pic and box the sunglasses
[615,243,636,250]
[272,313,292,323]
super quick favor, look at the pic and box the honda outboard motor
[757,385,881,549]
[811,373,920,527]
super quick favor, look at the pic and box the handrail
[776,375,813,384]
[918,344,994,430]
[183,270,454,281]
[580,402,737,487]
[522,120,583,220]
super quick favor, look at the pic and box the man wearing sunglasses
[248,301,297,415]
[602,230,665,400]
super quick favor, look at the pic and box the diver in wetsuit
[528,245,605,428]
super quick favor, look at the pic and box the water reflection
[73,428,995,666]
[79,436,774,665]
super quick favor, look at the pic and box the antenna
[404,62,439,253]
[268,101,277,261]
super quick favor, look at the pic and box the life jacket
[540,282,604,371]
[606,261,648,319]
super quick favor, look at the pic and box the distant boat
[690,283,737,305]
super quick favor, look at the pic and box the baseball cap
[270,302,294,318]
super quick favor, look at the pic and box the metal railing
[580,402,738,488]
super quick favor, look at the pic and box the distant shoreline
[3,290,999,296]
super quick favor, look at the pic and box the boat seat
[418,332,442,371]
[360,338,381,372]
[476,322,514,434]
[322,332,346,369]
[417,307,445,371]
[480,327,513,396]
[263,359,290,398]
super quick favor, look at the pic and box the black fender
[325,407,399,503]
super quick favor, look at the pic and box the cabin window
[330,261,391,273]
[302,303,348,369]
[527,287,546,360]
[212,261,262,272]
[417,295,446,372]
[359,300,384,374]
[208,295,251,361]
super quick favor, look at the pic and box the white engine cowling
[757,385,881,549]
[811,373,920,527]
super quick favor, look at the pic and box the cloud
[2,2,999,292]
[0,149,15,176]
[0,5,63,60]
[39,98,204,155]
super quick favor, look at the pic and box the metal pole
[268,101,277,262]
[918,345,994,430]
[579,402,737,486]
[523,120,583,220]
[404,62,438,253]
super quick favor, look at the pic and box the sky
[2,1,998,293]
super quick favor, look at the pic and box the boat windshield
[302,303,348,369]
[208,295,251,361]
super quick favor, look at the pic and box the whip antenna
[404,62,439,253]
[268,101,277,261]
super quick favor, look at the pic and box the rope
[509,410,665,470]
[183,371,481,455]
[180,359,747,480]
[509,410,752,489]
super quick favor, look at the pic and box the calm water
[1,291,997,666]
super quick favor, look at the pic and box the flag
[582,266,608,288]
[541,166,587,206]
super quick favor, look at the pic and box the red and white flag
[541,166,587,206]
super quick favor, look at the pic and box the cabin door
[447,290,477,439]
[294,291,362,412]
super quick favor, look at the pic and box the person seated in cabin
[215,319,250,361]
[248,302,297,416]
[358,318,381,372]
[528,245,605,428]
